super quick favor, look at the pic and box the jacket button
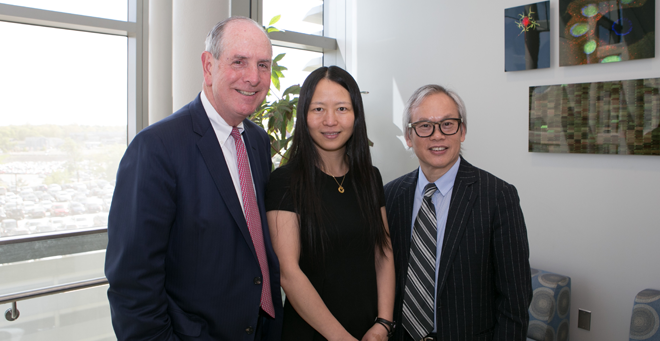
[246,326,254,334]
[254,277,262,285]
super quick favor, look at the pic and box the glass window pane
[263,0,323,36]
[0,22,126,238]
[0,0,127,21]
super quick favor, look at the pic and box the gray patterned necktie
[402,183,438,341]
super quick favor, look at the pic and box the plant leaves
[273,53,285,63]
[283,85,301,97]
[272,73,280,90]
[269,15,281,26]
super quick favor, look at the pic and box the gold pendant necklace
[332,174,346,193]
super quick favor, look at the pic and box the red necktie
[231,126,275,318]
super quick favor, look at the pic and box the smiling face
[202,20,272,126]
[406,92,466,182]
[306,78,355,157]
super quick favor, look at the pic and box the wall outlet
[578,309,591,330]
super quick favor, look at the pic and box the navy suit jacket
[384,158,532,341]
[105,94,283,341]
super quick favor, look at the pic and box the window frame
[0,0,148,262]
[231,0,340,58]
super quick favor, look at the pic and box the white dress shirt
[200,90,252,214]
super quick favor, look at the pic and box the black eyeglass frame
[407,118,463,138]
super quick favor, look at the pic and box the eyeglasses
[408,118,462,138]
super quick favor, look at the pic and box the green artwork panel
[529,78,660,155]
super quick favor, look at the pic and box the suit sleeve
[492,183,533,341]
[105,130,181,341]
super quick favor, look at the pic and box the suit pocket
[473,325,494,338]
[168,306,204,337]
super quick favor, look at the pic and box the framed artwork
[505,1,551,71]
[559,0,655,66]
[529,77,660,155]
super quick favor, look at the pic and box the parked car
[5,203,24,220]
[84,198,103,213]
[26,220,42,233]
[48,184,62,194]
[56,192,72,202]
[28,204,47,218]
[93,213,108,227]
[63,223,79,230]
[40,200,53,211]
[32,184,48,192]
[72,183,89,195]
[72,193,87,203]
[69,202,85,215]
[1,219,17,236]
[73,216,93,228]
[36,221,56,233]
[22,201,35,217]
[23,193,38,203]
[1,219,29,237]
[102,197,112,212]
[50,203,70,217]
[19,189,34,199]
[50,218,66,230]
[37,192,54,201]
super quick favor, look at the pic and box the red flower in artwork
[516,10,539,35]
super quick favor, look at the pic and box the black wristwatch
[374,317,396,338]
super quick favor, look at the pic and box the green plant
[250,15,300,168]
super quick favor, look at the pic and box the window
[232,0,338,98]
[263,0,324,36]
[0,2,145,339]
[0,0,127,20]
[0,0,146,256]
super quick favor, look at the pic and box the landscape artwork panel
[529,78,660,155]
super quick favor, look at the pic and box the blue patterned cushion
[527,268,571,341]
[630,289,660,341]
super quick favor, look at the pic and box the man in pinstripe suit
[384,85,532,341]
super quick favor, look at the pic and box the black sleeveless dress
[265,164,385,340]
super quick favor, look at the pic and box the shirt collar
[201,90,244,144]
[416,157,461,197]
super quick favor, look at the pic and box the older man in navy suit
[384,85,532,341]
[105,17,282,340]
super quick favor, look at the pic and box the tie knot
[423,183,437,198]
[230,126,241,140]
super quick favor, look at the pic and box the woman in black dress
[266,66,395,341]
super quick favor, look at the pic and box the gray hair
[403,84,467,140]
[205,16,271,59]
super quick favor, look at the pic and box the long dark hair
[288,65,389,261]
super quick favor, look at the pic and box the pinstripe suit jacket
[384,158,532,341]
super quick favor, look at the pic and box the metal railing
[0,277,108,321]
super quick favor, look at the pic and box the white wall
[354,1,660,340]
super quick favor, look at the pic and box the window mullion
[0,3,134,36]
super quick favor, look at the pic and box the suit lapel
[436,158,479,293]
[191,96,257,258]
[395,169,419,278]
